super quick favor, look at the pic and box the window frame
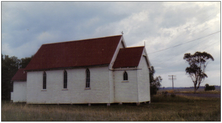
[63,70,68,89]
[123,71,129,82]
[43,71,47,89]
[85,68,90,89]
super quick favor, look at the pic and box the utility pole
[168,75,176,91]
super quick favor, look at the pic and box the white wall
[11,81,27,102]
[27,66,111,104]
[108,70,114,103]
[137,50,151,102]
[108,39,125,103]
[113,70,138,103]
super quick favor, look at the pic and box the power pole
[168,75,176,91]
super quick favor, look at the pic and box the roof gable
[11,68,27,81]
[25,35,122,71]
[113,46,144,68]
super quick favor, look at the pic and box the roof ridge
[42,35,122,46]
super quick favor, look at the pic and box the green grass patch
[2,95,220,121]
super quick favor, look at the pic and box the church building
[11,35,152,105]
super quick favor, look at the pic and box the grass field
[159,87,221,94]
[1,94,220,121]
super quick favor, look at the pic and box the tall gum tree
[183,51,214,93]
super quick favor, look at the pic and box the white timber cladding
[108,37,125,103]
[137,49,151,102]
[109,70,114,103]
[11,81,27,102]
[23,36,152,104]
[27,66,111,104]
[113,70,139,103]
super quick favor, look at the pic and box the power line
[148,31,220,54]
[147,13,219,55]
[152,39,219,67]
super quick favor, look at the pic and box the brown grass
[158,89,221,94]
[1,95,220,121]
[178,90,221,94]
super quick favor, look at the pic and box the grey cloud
[2,2,220,87]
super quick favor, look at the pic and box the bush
[205,84,215,91]
[170,93,176,97]
[162,91,168,97]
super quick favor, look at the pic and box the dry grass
[159,87,221,94]
[178,90,221,94]
[1,95,220,121]
[158,89,221,94]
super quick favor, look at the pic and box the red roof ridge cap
[42,35,123,46]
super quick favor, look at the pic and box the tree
[149,66,162,96]
[150,76,162,95]
[1,54,33,100]
[2,55,20,100]
[20,56,33,68]
[183,51,214,93]
[149,66,155,83]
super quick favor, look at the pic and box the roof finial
[121,31,124,35]
[144,41,146,47]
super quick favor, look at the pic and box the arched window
[64,70,67,89]
[123,71,128,80]
[86,68,90,88]
[43,71,47,89]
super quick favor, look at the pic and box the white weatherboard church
[11,35,152,105]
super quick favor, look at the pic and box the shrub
[162,91,168,97]
[205,84,215,91]
[170,93,176,97]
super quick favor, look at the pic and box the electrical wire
[148,31,220,54]
[153,39,219,71]
[147,13,219,55]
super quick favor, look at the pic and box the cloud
[2,2,220,87]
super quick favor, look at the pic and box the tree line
[2,54,32,100]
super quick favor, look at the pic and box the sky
[2,2,220,87]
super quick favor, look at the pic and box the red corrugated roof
[11,68,27,81]
[25,35,122,71]
[113,46,144,68]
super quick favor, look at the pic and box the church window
[86,68,90,88]
[123,71,128,80]
[64,70,67,89]
[43,71,47,89]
